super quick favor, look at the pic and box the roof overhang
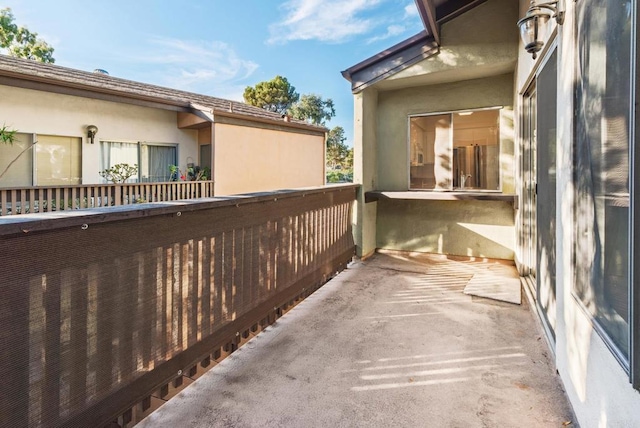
[182,103,328,134]
[341,32,439,93]
[342,0,490,93]
[0,55,326,134]
[416,0,490,43]
[0,72,191,113]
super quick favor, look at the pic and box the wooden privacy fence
[0,180,215,216]
[0,184,357,427]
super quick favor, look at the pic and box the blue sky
[2,0,423,145]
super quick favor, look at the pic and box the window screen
[573,0,632,359]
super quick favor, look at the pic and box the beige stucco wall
[377,199,515,260]
[0,85,198,185]
[376,73,515,193]
[377,0,518,92]
[351,0,518,261]
[368,73,516,260]
[213,123,324,196]
[353,88,378,258]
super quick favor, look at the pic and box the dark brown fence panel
[0,185,357,427]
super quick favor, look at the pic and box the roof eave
[341,33,438,93]
[342,0,493,92]
[415,0,440,44]
[190,103,327,134]
[414,0,490,40]
[342,31,431,79]
[0,60,325,133]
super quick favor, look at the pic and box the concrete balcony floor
[138,251,575,428]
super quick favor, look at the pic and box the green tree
[243,75,299,114]
[289,94,336,126]
[344,147,354,170]
[326,126,347,170]
[326,126,353,184]
[0,8,55,63]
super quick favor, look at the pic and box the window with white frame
[101,141,177,183]
[0,133,81,187]
[409,108,500,191]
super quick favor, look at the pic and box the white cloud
[125,37,258,100]
[404,3,419,18]
[268,0,383,44]
[366,24,406,44]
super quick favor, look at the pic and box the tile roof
[0,54,325,131]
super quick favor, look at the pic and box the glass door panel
[536,50,558,339]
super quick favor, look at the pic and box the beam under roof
[435,0,489,24]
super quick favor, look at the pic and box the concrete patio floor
[138,251,576,428]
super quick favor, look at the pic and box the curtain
[101,142,138,183]
[0,132,32,187]
[142,145,176,182]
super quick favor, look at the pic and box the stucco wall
[380,0,518,91]
[353,88,378,258]
[213,123,324,196]
[0,85,198,184]
[376,73,515,192]
[377,199,515,260]
[369,73,516,260]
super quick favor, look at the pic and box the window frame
[570,0,636,382]
[0,132,83,187]
[631,0,640,390]
[100,140,179,183]
[407,106,503,192]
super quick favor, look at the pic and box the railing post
[0,190,6,216]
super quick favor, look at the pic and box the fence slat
[0,185,356,428]
[0,190,7,216]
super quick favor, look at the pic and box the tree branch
[0,140,37,182]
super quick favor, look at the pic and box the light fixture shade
[86,125,98,144]
[517,6,553,59]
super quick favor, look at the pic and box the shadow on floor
[138,252,576,428]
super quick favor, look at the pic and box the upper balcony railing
[0,180,215,216]
[0,184,357,428]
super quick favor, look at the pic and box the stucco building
[343,0,640,426]
[0,55,326,197]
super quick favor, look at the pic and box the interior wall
[213,123,324,195]
[0,85,198,185]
